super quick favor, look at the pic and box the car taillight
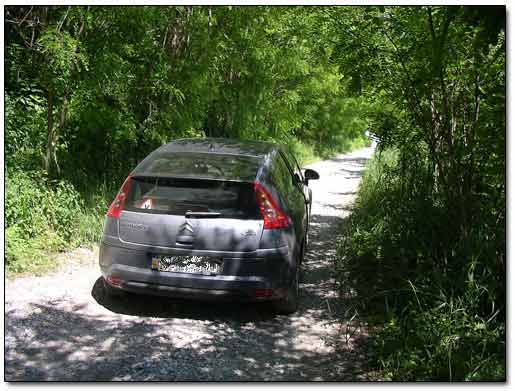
[254,181,291,229]
[106,176,132,219]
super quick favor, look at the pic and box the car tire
[274,265,299,315]
[299,239,306,283]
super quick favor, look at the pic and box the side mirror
[304,168,320,183]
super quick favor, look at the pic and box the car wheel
[274,265,299,315]
[299,239,306,282]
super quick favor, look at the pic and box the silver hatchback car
[99,138,319,314]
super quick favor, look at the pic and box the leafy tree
[334,6,505,380]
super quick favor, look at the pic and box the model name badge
[123,222,148,231]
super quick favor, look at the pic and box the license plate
[151,255,222,275]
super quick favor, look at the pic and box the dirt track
[5,146,374,381]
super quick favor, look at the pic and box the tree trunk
[44,90,67,178]
[56,93,68,171]
[44,89,55,177]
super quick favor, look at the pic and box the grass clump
[5,170,105,276]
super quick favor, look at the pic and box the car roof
[159,138,280,158]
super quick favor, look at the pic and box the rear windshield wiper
[185,211,222,218]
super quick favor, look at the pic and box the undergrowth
[5,170,106,276]
[336,149,505,381]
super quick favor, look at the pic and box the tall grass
[5,170,107,276]
[336,149,505,381]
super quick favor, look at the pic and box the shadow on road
[91,278,276,322]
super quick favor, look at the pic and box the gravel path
[5,146,375,381]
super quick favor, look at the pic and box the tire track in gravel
[5,146,375,381]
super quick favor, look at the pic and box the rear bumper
[99,241,292,301]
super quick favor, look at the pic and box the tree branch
[57,6,71,33]
[381,25,427,130]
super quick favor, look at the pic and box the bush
[337,149,505,381]
[6,225,64,275]
[5,170,104,275]
[76,210,105,245]
[6,170,82,238]
[372,291,505,381]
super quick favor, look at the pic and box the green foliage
[338,148,505,381]
[374,297,504,381]
[6,171,79,238]
[5,89,47,170]
[333,6,505,381]
[6,6,371,184]
[38,26,88,92]
[283,138,319,166]
[5,170,104,275]
[6,225,64,275]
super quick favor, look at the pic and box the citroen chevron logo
[179,221,194,234]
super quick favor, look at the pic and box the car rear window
[125,177,261,218]
[134,152,262,181]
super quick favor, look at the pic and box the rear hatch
[118,153,264,252]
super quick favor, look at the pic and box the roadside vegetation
[5,5,505,381]
[335,6,505,381]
